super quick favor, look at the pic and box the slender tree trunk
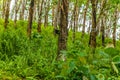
[101,17,105,46]
[113,7,118,47]
[70,9,74,30]
[96,0,106,35]
[72,0,79,43]
[52,5,55,26]
[75,4,79,31]
[14,0,18,28]
[89,0,97,48]
[53,0,60,35]
[82,0,89,37]
[2,0,6,19]
[14,0,21,28]
[4,0,11,30]
[20,0,26,20]
[33,1,37,21]
[37,0,44,32]
[57,0,69,60]
[44,0,50,27]
[27,0,34,38]
[106,17,112,38]
[73,1,77,43]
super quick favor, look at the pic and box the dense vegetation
[0,0,120,80]
[0,20,119,80]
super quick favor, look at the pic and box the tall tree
[19,0,26,20]
[113,7,118,47]
[72,0,78,43]
[101,17,105,46]
[53,0,60,35]
[89,0,97,48]
[44,0,50,27]
[4,0,11,29]
[27,0,34,38]
[2,0,6,19]
[57,0,69,60]
[81,0,89,38]
[14,0,21,28]
[37,0,44,32]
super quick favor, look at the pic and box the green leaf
[90,74,98,80]
[68,61,76,73]
[104,48,119,57]
[97,50,109,58]
[112,55,120,64]
[77,51,87,57]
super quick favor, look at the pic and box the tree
[27,0,34,38]
[57,0,69,60]
[89,0,97,48]
[53,0,60,35]
[101,17,105,46]
[113,7,118,47]
[44,0,50,27]
[72,0,78,43]
[19,0,26,20]
[14,0,21,28]
[81,0,89,38]
[37,0,44,32]
[4,0,11,30]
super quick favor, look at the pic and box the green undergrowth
[0,20,120,80]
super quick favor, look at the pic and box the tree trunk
[14,0,21,28]
[33,1,37,21]
[19,0,26,20]
[44,0,50,27]
[82,0,89,37]
[37,0,44,32]
[72,0,79,43]
[4,0,11,30]
[89,0,97,48]
[52,5,55,26]
[2,0,6,19]
[57,0,69,60]
[27,0,34,38]
[101,17,105,47]
[53,0,60,35]
[113,7,118,47]
[73,1,77,43]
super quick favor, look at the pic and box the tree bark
[27,0,34,38]
[14,0,21,28]
[4,0,11,30]
[52,5,55,26]
[2,0,6,19]
[113,7,118,47]
[19,0,26,20]
[82,0,89,38]
[53,0,60,35]
[101,17,105,47]
[44,0,50,27]
[57,0,69,60]
[89,0,97,48]
[37,0,44,32]
[73,0,77,43]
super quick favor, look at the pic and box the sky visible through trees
[9,0,120,39]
